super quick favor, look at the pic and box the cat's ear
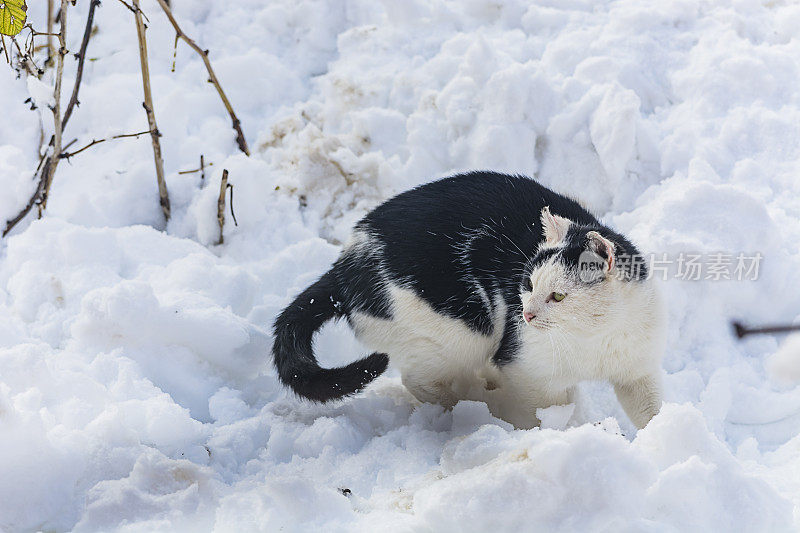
[540,206,572,245]
[586,230,616,272]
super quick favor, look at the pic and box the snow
[2,0,800,530]
[770,333,800,385]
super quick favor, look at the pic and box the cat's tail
[272,270,389,402]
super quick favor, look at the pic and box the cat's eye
[522,277,533,292]
[551,292,566,302]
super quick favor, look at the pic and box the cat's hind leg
[401,369,458,408]
[613,372,662,429]
[396,343,462,408]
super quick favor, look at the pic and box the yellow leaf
[0,0,27,37]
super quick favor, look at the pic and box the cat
[272,171,665,429]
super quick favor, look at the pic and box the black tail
[272,270,389,402]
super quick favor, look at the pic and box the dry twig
[178,154,211,178]
[115,0,148,22]
[39,0,68,214]
[61,137,77,152]
[154,0,250,156]
[217,169,228,245]
[46,0,55,66]
[1,34,9,65]
[60,129,153,159]
[228,181,237,227]
[62,0,99,127]
[133,0,170,221]
[10,35,38,76]
[170,33,177,72]
[733,321,800,339]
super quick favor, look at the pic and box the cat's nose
[523,311,535,323]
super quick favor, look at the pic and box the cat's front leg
[613,372,662,429]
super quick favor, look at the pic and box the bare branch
[10,35,38,76]
[2,142,51,238]
[170,32,177,72]
[61,137,77,152]
[29,30,62,38]
[1,34,9,65]
[60,129,153,159]
[115,0,148,22]
[62,0,99,128]
[39,0,69,213]
[217,169,228,245]
[732,321,800,339]
[46,0,55,67]
[154,0,250,156]
[227,182,237,226]
[178,155,212,176]
[2,159,49,237]
[133,0,170,221]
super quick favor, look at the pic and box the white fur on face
[520,258,613,332]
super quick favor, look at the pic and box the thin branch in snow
[61,137,77,152]
[46,0,55,66]
[115,0,148,23]
[60,129,153,159]
[177,155,212,179]
[62,0,99,128]
[1,34,10,65]
[3,159,48,237]
[733,321,800,339]
[39,0,69,214]
[10,34,38,76]
[217,169,229,245]
[154,0,250,156]
[133,0,170,221]
[228,182,237,227]
[170,32,177,72]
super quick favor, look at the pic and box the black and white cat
[273,172,665,429]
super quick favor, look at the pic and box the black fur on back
[272,171,646,399]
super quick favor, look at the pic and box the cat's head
[519,207,647,330]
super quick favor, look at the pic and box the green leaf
[0,0,27,37]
